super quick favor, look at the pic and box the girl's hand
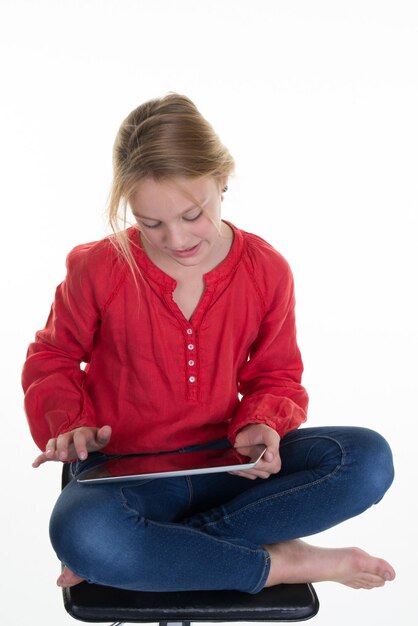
[231,423,281,480]
[32,425,112,468]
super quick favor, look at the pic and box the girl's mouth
[170,242,202,258]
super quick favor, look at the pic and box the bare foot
[57,565,85,588]
[264,540,396,590]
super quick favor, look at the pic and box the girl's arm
[228,256,308,444]
[22,242,111,452]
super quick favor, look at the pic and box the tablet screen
[77,444,267,484]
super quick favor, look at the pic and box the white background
[1,1,417,624]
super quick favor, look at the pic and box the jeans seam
[279,432,347,451]
[148,517,263,555]
[199,434,347,530]
[250,551,270,593]
[118,482,155,516]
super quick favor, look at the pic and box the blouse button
[187,344,194,351]
[186,328,193,335]
[188,360,195,367]
[189,376,196,383]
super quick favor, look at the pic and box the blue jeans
[49,426,394,594]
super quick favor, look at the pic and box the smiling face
[130,176,229,272]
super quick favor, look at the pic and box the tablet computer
[77,444,267,484]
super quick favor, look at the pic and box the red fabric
[22,222,308,454]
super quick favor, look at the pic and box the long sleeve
[228,246,308,443]
[22,241,117,451]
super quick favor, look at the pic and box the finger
[95,425,112,448]
[34,438,61,466]
[264,439,280,461]
[230,467,271,479]
[73,430,89,461]
[56,433,72,461]
[229,470,257,480]
[32,452,48,468]
[264,450,274,463]
[260,449,282,473]
[45,438,58,459]
[245,469,271,479]
[255,457,278,472]
[32,448,62,467]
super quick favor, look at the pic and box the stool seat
[61,464,319,624]
[63,582,319,623]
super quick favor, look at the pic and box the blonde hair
[107,93,235,278]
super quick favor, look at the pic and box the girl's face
[130,176,227,270]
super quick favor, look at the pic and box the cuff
[228,394,307,444]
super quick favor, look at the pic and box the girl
[22,93,395,593]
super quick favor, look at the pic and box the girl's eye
[183,211,203,222]
[140,221,161,229]
[139,210,202,229]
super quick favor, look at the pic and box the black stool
[61,464,319,625]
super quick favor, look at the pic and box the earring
[223,185,228,193]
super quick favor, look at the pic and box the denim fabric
[49,426,394,594]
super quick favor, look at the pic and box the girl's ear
[216,176,229,195]
[218,176,228,202]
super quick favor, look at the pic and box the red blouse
[22,222,308,454]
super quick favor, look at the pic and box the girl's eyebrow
[133,197,209,220]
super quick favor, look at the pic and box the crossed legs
[52,427,395,592]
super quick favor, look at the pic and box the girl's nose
[165,224,188,249]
